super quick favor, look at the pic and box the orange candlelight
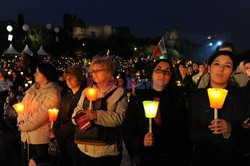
[48,108,59,122]
[207,88,228,109]
[13,103,24,114]
[85,87,98,101]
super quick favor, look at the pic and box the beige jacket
[72,85,127,157]
[18,82,61,144]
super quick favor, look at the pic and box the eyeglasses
[89,68,106,74]
[153,69,172,76]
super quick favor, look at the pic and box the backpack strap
[102,87,118,102]
[100,87,118,110]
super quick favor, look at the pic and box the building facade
[73,25,117,39]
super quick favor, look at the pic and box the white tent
[22,44,33,55]
[37,46,49,56]
[2,44,20,56]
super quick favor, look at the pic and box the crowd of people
[0,42,249,166]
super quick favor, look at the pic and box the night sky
[1,0,250,53]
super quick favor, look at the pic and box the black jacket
[187,85,249,166]
[123,86,186,165]
[54,86,84,139]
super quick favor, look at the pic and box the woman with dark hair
[17,63,61,166]
[187,51,250,166]
[215,42,235,54]
[48,66,86,166]
[198,42,249,88]
[123,59,187,166]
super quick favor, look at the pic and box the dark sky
[1,0,250,53]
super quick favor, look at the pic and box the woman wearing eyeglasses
[123,59,187,166]
[71,58,127,166]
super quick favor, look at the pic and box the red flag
[152,36,167,57]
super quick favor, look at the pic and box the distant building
[73,25,117,39]
[163,27,201,60]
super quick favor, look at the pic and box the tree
[27,26,54,52]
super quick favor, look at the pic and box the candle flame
[48,108,59,122]
[143,100,159,118]
[85,87,98,101]
[207,88,228,109]
[13,103,24,114]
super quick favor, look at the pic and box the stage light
[217,41,222,46]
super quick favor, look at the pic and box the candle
[143,100,159,133]
[13,103,24,114]
[85,87,98,110]
[176,81,182,87]
[85,87,98,101]
[207,88,228,119]
[48,108,59,128]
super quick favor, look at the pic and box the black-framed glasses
[153,69,172,75]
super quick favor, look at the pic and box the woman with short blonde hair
[72,58,127,166]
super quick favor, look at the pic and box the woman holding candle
[17,63,61,166]
[187,51,250,166]
[48,66,85,166]
[72,58,127,166]
[123,59,188,166]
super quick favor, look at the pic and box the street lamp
[46,23,52,30]
[7,25,13,41]
[54,27,60,42]
[22,24,29,43]
[7,25,13,32]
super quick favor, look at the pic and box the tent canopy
[2,44,20,56]
[22,44,33,55]
[37,46,49,56]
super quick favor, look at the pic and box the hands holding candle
[143,100,159,133]
[48,108,59,128]
[207,88,231,136]
[142,100,159,147]
[74,87,98,131]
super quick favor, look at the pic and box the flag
[105,49,110,59]
[152,36,167,57]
